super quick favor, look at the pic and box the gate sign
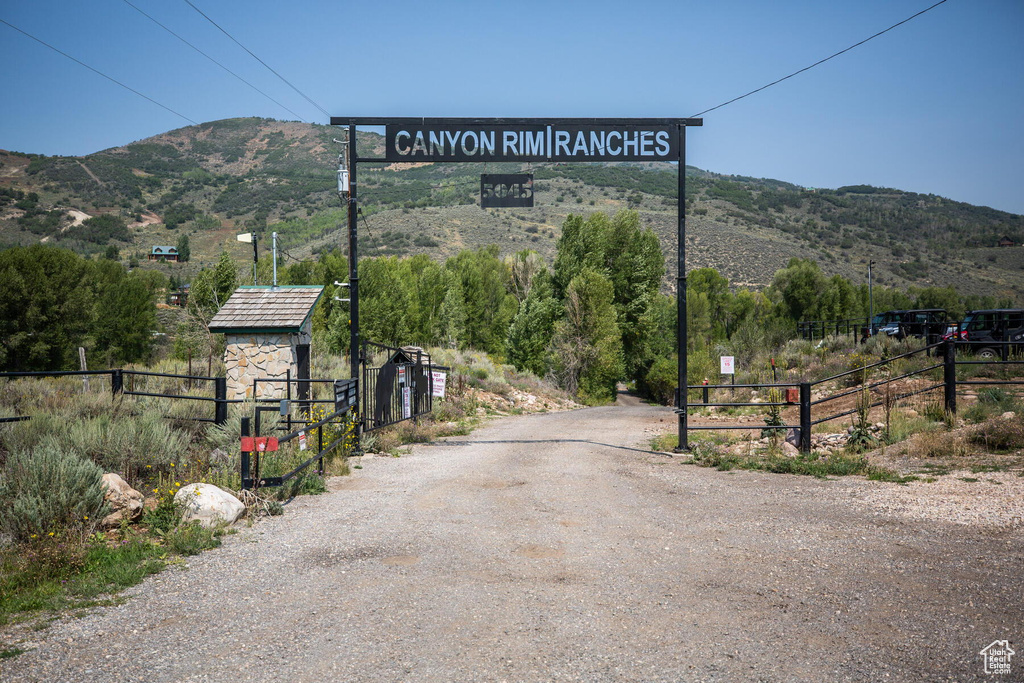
[431,371,447,398]
[386,124,677,162]
[720,356,735,375]
[481,174,533,208]
[333,378,357,412]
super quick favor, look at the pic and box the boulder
[101,473,144,528]
[782,442,800,456]
[174,483,245,528]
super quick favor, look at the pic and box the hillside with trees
[0,117,1021,304]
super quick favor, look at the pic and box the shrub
[0,445,109,542]
[913,431,972,459]
[47,411,188,486]
[645,356,677,406]
[969,414,1024,452]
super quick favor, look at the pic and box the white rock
[175,483,245,528]
[101,473,144,528]
[1001,411,1016,420]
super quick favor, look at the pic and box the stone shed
[208,286,324,401]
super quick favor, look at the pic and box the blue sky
[2,0,1022,214]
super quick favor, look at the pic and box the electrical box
[337,169,350,194]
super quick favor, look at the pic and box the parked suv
[949,309,1024,358]
[869,309,947,340]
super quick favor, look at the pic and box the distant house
[149,246,179,261]
[997,236,1016,248]
[169,284,189,307]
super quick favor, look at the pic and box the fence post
[111,369,123,397]
[240,417,251,491]
[943,341,957,415]
[799,382,812,454]
[214,377,228,425]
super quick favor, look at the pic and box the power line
[182,0,330,119]
[120,0,308,123]
[691,0,948,118]
[0,17,197,125]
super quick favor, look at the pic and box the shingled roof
[208,286,324,334]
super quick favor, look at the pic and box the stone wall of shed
[224,333,296,401]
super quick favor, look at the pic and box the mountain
[1,117,1021,301]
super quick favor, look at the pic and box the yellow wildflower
[48,532,55,537]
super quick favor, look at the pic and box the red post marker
[240,437,279,452]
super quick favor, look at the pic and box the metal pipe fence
[679,340,1024,454]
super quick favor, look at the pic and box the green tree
[550,269,623,403]
[358,257,410,346]
[446,246,516,355]
[0,245,92,371]
[93,273,158,365]
[769,258,826,322]
[553,213,610,297]
[506,270,560,377]
[189,251,239,319]
[604,211,665,380]
[176,233,191,262]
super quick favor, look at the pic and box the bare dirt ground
[2,402,1021,682]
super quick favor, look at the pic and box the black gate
[360,341,440,432]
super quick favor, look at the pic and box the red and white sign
[720,356,735,375]
[431,371,447,398]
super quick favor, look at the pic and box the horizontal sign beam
[384,124,681,162]
[331,117,702,127]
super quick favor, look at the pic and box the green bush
[0,445,109,542]
[645,356,677,405]
[45,411,188,485]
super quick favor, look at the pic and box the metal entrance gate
[330,116,703,451]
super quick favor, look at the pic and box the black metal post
[348,124,359,383]
[286,368,292,432]
[347,124,361,453]
[214,377,227,425]
[799,382,812,454]
[675,124,689,452]
[111,369,123,397]
[943,341,957,415]
[240,417,251,490]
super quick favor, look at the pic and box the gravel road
[2,403,1021,682]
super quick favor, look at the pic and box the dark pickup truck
[943,309,1024,358]
[869,309,947,340]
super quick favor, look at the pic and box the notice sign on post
[720,356,735,375]
[431,371,447,398]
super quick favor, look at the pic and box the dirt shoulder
[2,403,1021,682]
